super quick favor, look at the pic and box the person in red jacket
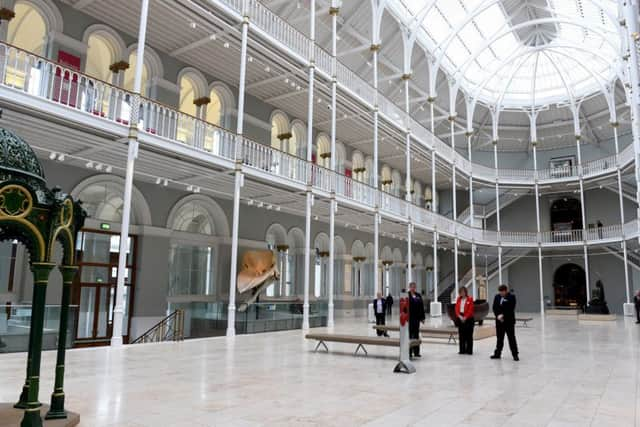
[455,286,475,355]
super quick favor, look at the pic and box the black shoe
[458,352,464,355]
[636,320,640,324]
[414,354,422,358]
[513,355,519,361]
[384,333,390,337]
[490,354,501,359]
[466,352,473,355]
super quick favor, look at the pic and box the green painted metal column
[20,261,55,427]
[45,265,79,420]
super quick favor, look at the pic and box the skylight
[391,0,621,108]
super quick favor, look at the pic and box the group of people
[373,283,519,361]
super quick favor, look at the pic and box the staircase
[604,244,640,271]
[131,309,185,344]
[436,248,531,304]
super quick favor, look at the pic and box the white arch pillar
[302,0,316,330]
[112,0,149,347]
[529,111,545,316]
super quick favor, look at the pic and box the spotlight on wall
[266,204,273,210]
[95,163,103,171]
[163,178,169,187]
[257,201,264,208]
[247,199,254,206]
[275,206,281,211]
[105,165,112,173]
[156,177,162,185]
[189,22,197,29]
[186,185,193,192]
[194,186,201,193]
[85,161,94,169]
[264,66,270,72]
[223,42,230,48]
[314,215,318,220]
[209,34,217,41]
[49,152,57,160]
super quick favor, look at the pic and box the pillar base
[623,303,635,317]
[430,302,442,317]
[44,394,65,420]
[0,403,79,427]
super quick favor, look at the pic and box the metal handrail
[1,41,638,248]
[130,309,185,344]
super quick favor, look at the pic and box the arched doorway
[553,263,586,307]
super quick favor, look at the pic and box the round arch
[286,227,305,249]
[270,110,290,150]
[314,232,330,252]
[351,239,365,258]
[265,223,288,247]
[82,24,127,62]
[177,68,208,100]
[207,82,235,128]
[290,120,307,158]
[71,175,152,226]
[166,194,229,236]
[7,0,61,55]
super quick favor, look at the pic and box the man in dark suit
[491,284,519,361]
[373,292,389,336]
[385,293,393,316]
[408,282,425,358]
[634,289,640,324]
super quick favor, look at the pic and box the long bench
[485,317,533,327]
[372,325,457,344]
[305,333,421,356]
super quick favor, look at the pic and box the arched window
[7,2,47,55]
[169,202,214,235]
[166,197,229,299]
[265,223,287,297]
[123,52,149,96]
[178,75,198,117]
[72,176,152,225]
[206,88,223,126]
[4,2,48,91]
[270,112,289,151]
[316,134,331,168]
[85,34,116,82]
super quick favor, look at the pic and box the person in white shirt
[373,292,389,337]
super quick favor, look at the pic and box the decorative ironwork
[131,310,185,344]
[0,126,86,427]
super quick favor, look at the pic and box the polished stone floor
[0,314,639,427]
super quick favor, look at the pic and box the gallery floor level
[0,316,638,427]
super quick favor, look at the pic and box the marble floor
[1,314,639,427]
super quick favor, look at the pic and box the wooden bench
[305,333,421,356]
[373,325,457,344]
[485,317,533,327]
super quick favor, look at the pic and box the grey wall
[506,253,632,314]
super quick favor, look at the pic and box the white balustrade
[2,41,639,249]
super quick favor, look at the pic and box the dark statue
[585,280,610,314]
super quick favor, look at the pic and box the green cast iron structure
[0,126,86,427]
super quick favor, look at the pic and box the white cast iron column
[111,0,149,346]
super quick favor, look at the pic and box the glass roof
[391,0,621,108]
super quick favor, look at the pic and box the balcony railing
[0,41,637,248]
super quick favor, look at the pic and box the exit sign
[100,223,111,231]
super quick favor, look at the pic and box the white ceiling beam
[266,89,308,103]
